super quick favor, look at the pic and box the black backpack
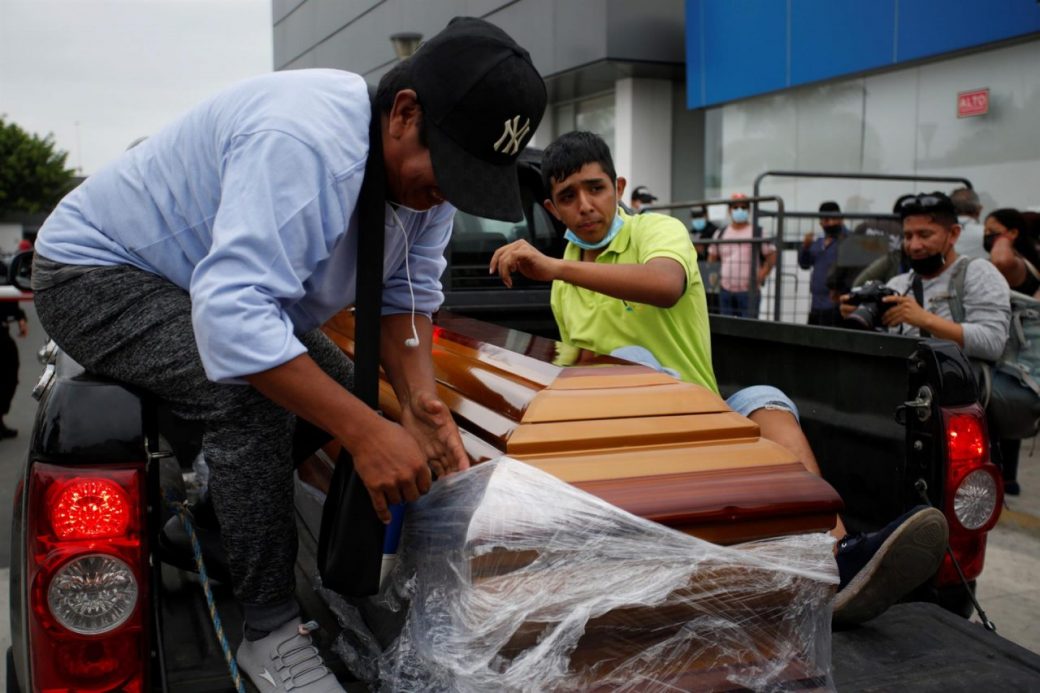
[948,258,1040,439]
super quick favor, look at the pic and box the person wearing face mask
[980,207,1040,496]
[708,193,776,318]
[690,205,721,313]
[491,132,950,627]
[690,205,718,247]
[840,192,1014,493]
[984,207,1040,297]
[798,201,847,326]
[840,192,1009,358]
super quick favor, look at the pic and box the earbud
[389,203,421,350]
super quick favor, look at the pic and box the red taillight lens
[946,413,986,462]
[26,463,149,692]
[937,405,1003,587]
[49,478,131,539]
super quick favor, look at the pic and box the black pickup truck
[8,157,1040,690]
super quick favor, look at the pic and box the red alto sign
[957,88,989,118]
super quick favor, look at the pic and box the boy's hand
[489,240,560,288]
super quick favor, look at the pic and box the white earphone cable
[388,203,420,347]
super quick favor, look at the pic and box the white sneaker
[236,618,345,692]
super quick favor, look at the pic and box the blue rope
[163,492,246,693]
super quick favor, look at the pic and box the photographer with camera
[842,193,1020,492]
[841,192,1009,360]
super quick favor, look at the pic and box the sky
[0,0,273,175]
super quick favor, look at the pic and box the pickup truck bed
[833,602,1040,690]
[152,489,1040,692]
[152,501,1040,692]
[11,310,1040,691]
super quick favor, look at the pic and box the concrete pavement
[974,441,1040,653]
[0,301,36,688]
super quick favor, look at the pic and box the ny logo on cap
[493,115,531,156]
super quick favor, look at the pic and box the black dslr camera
[844,280,898,331]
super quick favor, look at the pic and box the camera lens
[847,302,882,330]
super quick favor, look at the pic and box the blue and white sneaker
[834,506,949,626]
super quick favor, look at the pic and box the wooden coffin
[304,310,842,545]
[303,310,841,690]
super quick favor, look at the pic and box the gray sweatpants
[34,261,354,628]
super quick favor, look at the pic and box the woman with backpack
[983,208,1040,495]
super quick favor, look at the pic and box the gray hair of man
[950,187,982,218]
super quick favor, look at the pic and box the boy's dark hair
[375,58,427,145]
[541,131,617,197]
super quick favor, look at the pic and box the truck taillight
[49,478,132,540]
[938,405,1002,586]
[26,463,149,692]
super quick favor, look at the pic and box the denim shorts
[725,385,800,422]
[608,346,799,421]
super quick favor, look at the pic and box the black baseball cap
[631,186,657,204]
[409,17,547,222]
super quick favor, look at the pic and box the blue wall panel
[896,0,1040,62]
[698,0,787,106]
[687,0,1040,109]
[789,1,895,85]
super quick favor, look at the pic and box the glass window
[446,199,563,291]
[575,93,616,154]
[553,92,616,153]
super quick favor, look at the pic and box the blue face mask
[731,208,749,224]
[564,213,624,251]
[691,218,707,232]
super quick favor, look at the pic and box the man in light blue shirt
[32,17,546,691]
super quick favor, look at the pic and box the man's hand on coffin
[353,415,433,523]
[400,391,470,480]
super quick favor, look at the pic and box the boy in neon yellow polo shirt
[489,130,948,627]
[551,204,717,391]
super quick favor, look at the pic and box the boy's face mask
[691,218,707,232]
[565,213,624,251]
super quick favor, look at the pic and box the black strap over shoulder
[317,88,386,596]
[911,274,931,339]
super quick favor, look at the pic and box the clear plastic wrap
[326,457,838,692]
